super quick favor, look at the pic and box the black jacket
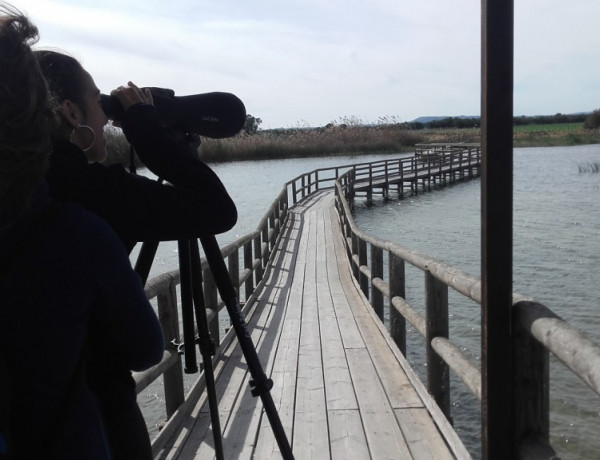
[0,184,164,459]
[47,103,237,253]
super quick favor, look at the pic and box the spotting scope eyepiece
[100,87,247,139]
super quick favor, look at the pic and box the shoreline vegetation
[104,120,600,166]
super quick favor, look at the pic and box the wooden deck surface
[156,191,467,459]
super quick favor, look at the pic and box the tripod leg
[198,235,294,459]
[134,240,160,285]
[178,240,199,374]
[188,239,224,460]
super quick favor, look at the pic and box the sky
[13,0,600,129]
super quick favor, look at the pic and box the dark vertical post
[389,254,406,354]
[481,1,514,458]
[228,251,240,294]
[202,264,220,344]
[254,233,264,284]
[292,180,297,205]
[158,279,184,418]
[370,246,384,320]
[244,241,254,300]
[512,301,555,457]
[351,234,359,282]
[425,271,450,419]
[358,239,369,298]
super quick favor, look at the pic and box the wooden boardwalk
[156,190,467,459]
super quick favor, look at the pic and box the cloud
[15,0,600,127]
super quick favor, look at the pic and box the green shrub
[584,110,600,130]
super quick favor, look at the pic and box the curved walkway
[157,190,468,459]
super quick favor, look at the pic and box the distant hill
[412,112,592,124]
[411,115,479,123]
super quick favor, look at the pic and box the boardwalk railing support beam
[425,271,451,420]
[389,254,406,354]
[481,0,515,458]
[371,246,384,320]
[512,301,557,458]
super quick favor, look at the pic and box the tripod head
[101,88,246,138]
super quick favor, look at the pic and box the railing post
[254,232,264,284]
[244,240,254,301]
[512,301,557,458]
[269,212,276,251]
[366,163,373,203]
[383,162,389,200]
[425,270,451,420]
[358,239,369,298]
[228,250,240,298]
[261,225,270,262]
[157,277,184,418]
[371,245,384,320]
[281,188,288,223]
[203,265,220,345]
[349,169,356,210]
[301,175,306,199]
[389,254,406,355]
[351,234,359,283]
[292,180,297,205]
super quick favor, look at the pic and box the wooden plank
[394,408,455,460]
[216,211,306,459]
[346,347,413,459]
[180,211,302,459]
[321,197,366,351]
[292,207,330,458]
[320,316,359,412]
[254,209,309,458]
[328,205,423,409]
[328,409,370,460]
[327,204,471,459]
[317,201,360,412]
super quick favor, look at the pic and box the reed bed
[102,121,599,166]
[199,124,485,163]
[578,162,600,173]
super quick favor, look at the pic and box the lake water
[135,145,600,459]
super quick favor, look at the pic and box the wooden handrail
[332,157,600,457]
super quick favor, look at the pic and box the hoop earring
[70,123,95,152]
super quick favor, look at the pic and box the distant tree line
[403,112,591,130]
[242,110,600,135]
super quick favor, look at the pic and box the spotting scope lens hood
[100,88,247,138]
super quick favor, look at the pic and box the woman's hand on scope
[111,81,153,108]
[110,81,153,127]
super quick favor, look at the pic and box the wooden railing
[135,183,291,454]
[333,167,600,458]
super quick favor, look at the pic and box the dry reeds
[198,123,482,163]
[578,162,600,173]
[102,118,599,166]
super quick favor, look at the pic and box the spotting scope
[101,88,246,138]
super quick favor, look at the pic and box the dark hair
[0,2,55,224]
[35,49,88,118]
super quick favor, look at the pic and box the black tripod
[134,235,294,459]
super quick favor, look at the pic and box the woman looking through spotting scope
[36,41,243,459]
[0,3,164,459]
